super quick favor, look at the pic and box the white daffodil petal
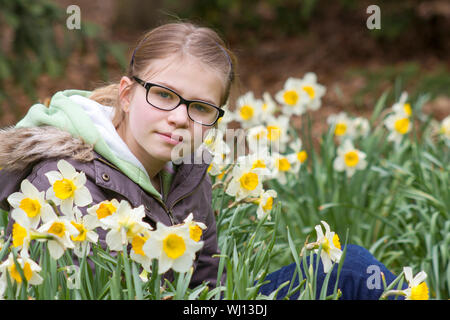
[321,253,333,273]
[106,230,123,251]
[171,254,194,273]
[74,186,93,207]
[413,271,427,286]
[47,240,65,260]
[57,160,77,179]
[45,171,63,186]
[158,256,172,274]
[60,198,75,216]
[7,192,24,208]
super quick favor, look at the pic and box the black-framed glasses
[132,76,224,126]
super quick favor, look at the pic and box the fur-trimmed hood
[1,90,161,197]
[0,126,94,172]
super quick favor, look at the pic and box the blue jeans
[259,244,406,300]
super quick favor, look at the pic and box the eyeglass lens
[147,86,219,125]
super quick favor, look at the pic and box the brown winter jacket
[0,126,221,288]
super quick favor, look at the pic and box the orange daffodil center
[53,179,77,200]
[296,151,308,163]
[262,197,274,211]
[276,157,291,171]
[283,90,299,106]
[334,123,347,136]
[96,202,117,219]
[344,150,359,167]
[410,282,429,300]
[70,221,87,242]
[189,225,203,242]
[10,262,33,283]
[239,105,254,121]
[12,223,27,248]
[19,198,41,218]
[239,172,259,191]
[132,235,148,256]
[302,85,315,99]
[163,234,186,259]
[48,222,66,238]
[333,140,367,177]
[394,117,410,135]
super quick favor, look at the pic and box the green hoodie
[16,89,166,199]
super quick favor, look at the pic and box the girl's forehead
[140,55,225,105]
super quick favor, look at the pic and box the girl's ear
[118,76,134,112]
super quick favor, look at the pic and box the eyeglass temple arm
[132,76,146,87]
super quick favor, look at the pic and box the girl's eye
[157,90,172,99]
[191,103,212,113]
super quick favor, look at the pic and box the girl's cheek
[131,102,157,129]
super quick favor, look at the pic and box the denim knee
[258,244,405,300]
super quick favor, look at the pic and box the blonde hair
[90,22,237,127]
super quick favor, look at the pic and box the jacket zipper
[96,157,177,225]
[167,168,208,223]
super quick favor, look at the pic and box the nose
[167,103,190,128]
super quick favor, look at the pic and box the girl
[0,22,403,299]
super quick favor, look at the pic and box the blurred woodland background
[0,0,449,131]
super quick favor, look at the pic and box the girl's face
[118,55,224,173]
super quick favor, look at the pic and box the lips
[157,132,183,145]
[161,132,183,141]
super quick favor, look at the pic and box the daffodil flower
[37,214,79,260]
[384,111,411,145]
[260,92,278,120]
[207,154,229,179]
[86,199,120,228]
[200,128,230,158]
[234,92,263,128]
[130,230,152,271]
[225,161,268,201]
[45,160,93,214]
[100,200,152,251]
[255,189,277,220]
[7,179,54,228]
[271,152,298,184]
[333,140,367,178]
[392,92,412,117]
[69,207,100,258]
[327,112,355,140]
[439,115,450,141]
[143,221,203,274]
[289,138,308,165]
[352,116,370,139]
[237,153,274,179]
[297,72,326,111]
[0,252,43,294]
[276,77,306,116]
[402,266,429,300]
[183,213,207,242]
[10,209,36,255]
[312,221,342,273]
[247,125,269,154]
[264,115,290,152]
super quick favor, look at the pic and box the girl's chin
[146,143,192,163]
